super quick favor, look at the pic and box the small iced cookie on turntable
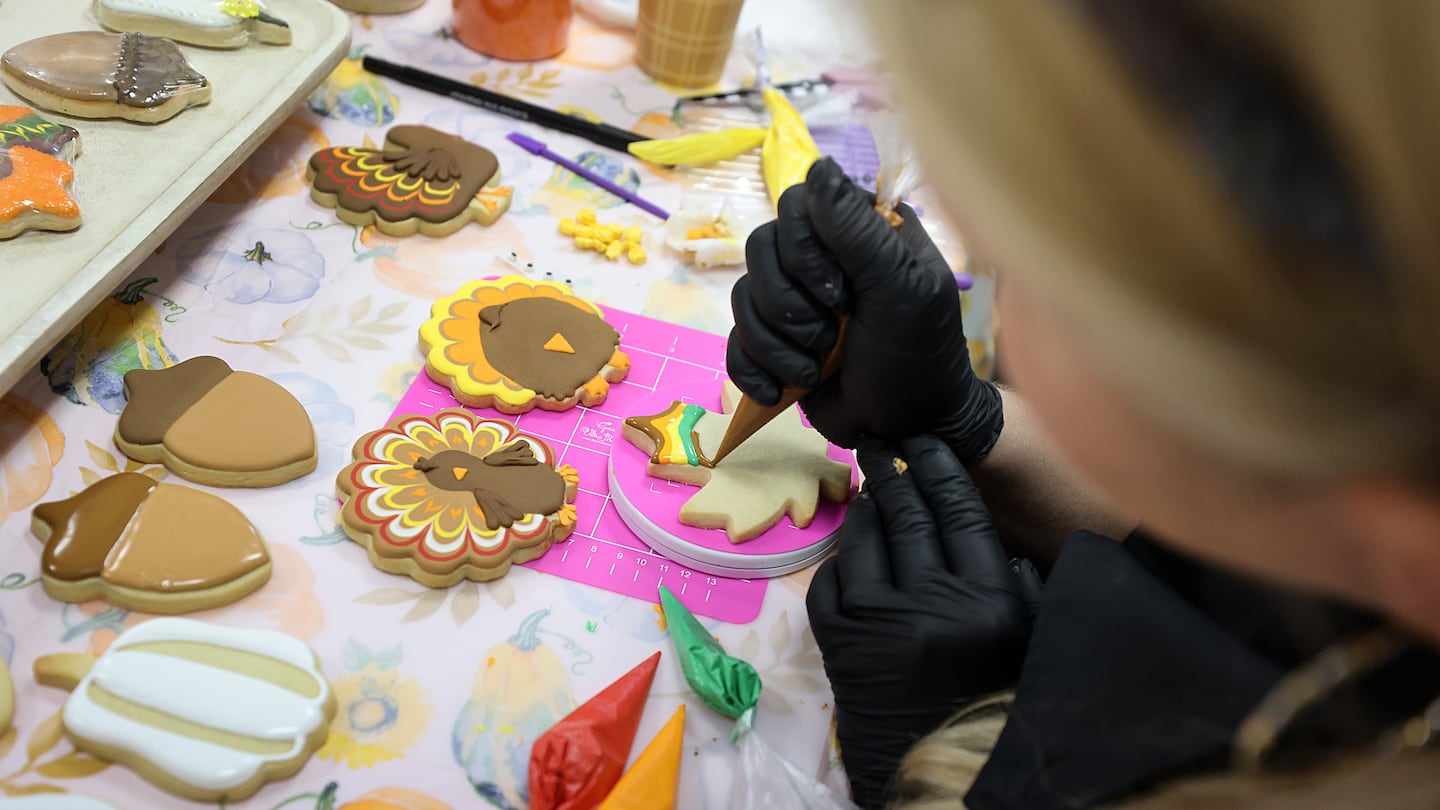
[31,472,271,613]
[33,618,335,803]
[623,381,853,543]
[337,408,579,587]
[307,125,513,237]
[0,32,210,123]
[0,105,81,240]
[115,356,317,487]
[95,0,292,49]
[420,275,630,413]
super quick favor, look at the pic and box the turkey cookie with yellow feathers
[307,125,513,237]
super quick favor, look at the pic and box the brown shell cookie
[31,472,272,613]
[0,32,210,123]
[115,356,317,487]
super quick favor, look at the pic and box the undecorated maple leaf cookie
[622,381,852,543]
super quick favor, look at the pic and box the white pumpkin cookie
[34,618,335,802]
[95,0,292,49]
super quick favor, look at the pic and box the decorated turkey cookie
[337,409,579,587]
[115,356,317,487]
[31,472,271,613]
[420,275,630,413]
[307,125,513,237]
[623,381,853,542]
[34,618,335,802]
[96,0,292,49]
[0,105,81,239]
[1,32,210,123]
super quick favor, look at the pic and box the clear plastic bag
[868,110,923,228]
[731,711,858,810]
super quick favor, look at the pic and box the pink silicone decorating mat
[393,305,769,623]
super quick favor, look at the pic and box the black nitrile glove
[728,157,1003,463]
[807,435,1043,810]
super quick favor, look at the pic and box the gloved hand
[807,435,1043,810]
[728,157,1003,463]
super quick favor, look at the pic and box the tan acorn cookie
[31,472,271,613]
[34,618,335,803]
[337,408,579,587]
[115,356,317,487]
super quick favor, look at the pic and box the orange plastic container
[453,0,574,62]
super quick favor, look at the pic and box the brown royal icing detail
[476,297,621,400]
[104,483,267,591]
[413,444,566,531]
[0,32,207,109]
[309,125,500,224]
[164,373,316,472]
[34,472,156,580]
[119,356,234,445]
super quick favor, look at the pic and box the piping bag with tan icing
[658,586,856,809]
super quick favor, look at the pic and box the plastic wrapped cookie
[0,32,210,123]
[34,618,335,802]
[0,105,81,240]
[31,472,271,613]
[95,0,292,49]
[115,356,317,487]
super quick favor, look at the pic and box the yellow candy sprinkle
[605,242,624,260]
[559,219,577,236]
[623,225,643,244]
[575,237,596,250]
[576,209,597,225]
[628,245,648,264]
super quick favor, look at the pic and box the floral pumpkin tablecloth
[0,2,991,806]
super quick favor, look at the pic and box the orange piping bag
[528,651,661,810]
[598,704,686,810]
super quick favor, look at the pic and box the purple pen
[507,132,671,220]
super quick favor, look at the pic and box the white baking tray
[0,0,350,395]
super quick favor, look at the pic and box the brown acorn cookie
[31,472,271,613]
[115,356,317,487]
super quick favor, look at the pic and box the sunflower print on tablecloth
[337,409,579,587]
[420,275,629,414]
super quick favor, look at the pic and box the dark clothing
[964,532,1440,810]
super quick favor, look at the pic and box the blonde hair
[893,704,1440,810]
[862,0,1440,481]
[857,1,1440,806]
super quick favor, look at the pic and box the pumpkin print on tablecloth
[41,277,179,414]
[178,223,326,305]
[340,786,455,810]
[0,393,64,524]
[309,50,399,127]
[454,608,577,810]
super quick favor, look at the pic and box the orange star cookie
[0,104,80,239]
